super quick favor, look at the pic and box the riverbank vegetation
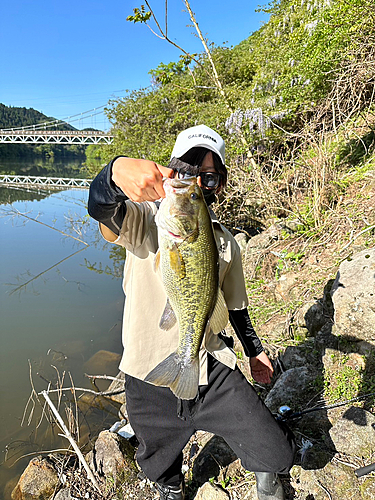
[87,0,375,313]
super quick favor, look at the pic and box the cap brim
[172,143,225,166]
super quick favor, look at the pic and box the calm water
[0,159,125,498]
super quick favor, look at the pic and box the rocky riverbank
[6,217,375,499]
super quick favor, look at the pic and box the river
[0,158,125,498]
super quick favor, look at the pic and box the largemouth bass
[145,176,228,400]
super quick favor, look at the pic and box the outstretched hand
[112,157,174,202]
[249,351,274,384]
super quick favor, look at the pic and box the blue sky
[0,0,269,130]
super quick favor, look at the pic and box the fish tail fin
[170,358,199,400]
[145,353,199,400]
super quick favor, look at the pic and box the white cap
[171,124,225,165]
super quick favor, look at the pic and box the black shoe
[255,472,285,500]
[154,480,185,500]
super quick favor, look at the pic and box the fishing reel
[275,405,302,422]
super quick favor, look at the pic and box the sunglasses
[175,169,221,190]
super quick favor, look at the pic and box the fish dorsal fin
[209,289,229,334]
[159,298,177,330]
[169,243,186,279]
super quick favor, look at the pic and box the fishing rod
[274,390,375,478]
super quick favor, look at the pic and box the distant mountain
[0,104,86,161]
[0,103,76,131]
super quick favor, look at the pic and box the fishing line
[276,390,375,422]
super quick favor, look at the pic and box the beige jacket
[100,200,249,385]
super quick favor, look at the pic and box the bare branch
[85,373,124,382]
[339,224,375,253]
[41,391,101,493]
[38,386,125,398]
[7,207,89,246]
[7,247,88,296]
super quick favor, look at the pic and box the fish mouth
[164,177,197,193]
[168,230,182,239]
[167,177,197,188]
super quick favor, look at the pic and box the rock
[218,458,243,484]
[11,456,59,500]
[244,225,280,275]
[106,371,126,404]
[282,219,304,233]
[119,402,127,420]
[330,248,375,342]
[256,314,288,341]
[242,483,258,500]
[246,224,279,251]
[194,430,215,449]
[77,392,116,413]
[264,367,316,413]
[192,436,237,485]
[54,489,77,500]
[329,407,375,457]
[274,273,300,301]
[294,299,329,337]
[88,430,137,478]
[280,342,315,370]
[234,232,247,255]
[323,348,366,372]
[4,477,19,500]
[299,461,375,499]
[83,350,121,377]
[357,340,375,355]
[194,482,229,499]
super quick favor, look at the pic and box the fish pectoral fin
[154,249,161,273]
[145,353,199,400]
[159,299,177,330]
[209,289,229,334]
[169,243,186,279]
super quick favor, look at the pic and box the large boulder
[11,456,59,500]
[330,248,375,342]
[83,350,121,377]
[264,367,316,413]
[87,430,137,478]
[298,460,375,500]
[329,407,375,457]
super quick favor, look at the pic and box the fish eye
[190,192,198,200]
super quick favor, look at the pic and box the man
[88,124,295,500]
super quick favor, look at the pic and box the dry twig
[41,391,101,493]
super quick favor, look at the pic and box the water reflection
[0,182,125,498]
[0,157,88,178]
[0,186,53,205]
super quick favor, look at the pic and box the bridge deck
[0,175,92,189]
[0,130,113,145]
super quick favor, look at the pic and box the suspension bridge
[0,104,114,144]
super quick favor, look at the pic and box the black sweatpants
[125,355,296,487]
